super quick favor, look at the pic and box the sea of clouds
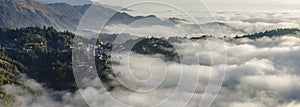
[1,11,300,107]
[103,10,300,38]
[2,32,300,107]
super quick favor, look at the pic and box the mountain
[0,0,161,31]
[0,26,84,91]
[35,0,129,11]
[0,26,78,106]
[35,0,92,6]
[0,53,33,106]
[1,26,298,106]
[235,28,300,39]
[0,0,83,30]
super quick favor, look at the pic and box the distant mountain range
[35,0,92,6]
[35,0,129,11]
[235,28,300,39]
[0,0,159,31]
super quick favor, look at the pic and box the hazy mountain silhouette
[0,0,160,31]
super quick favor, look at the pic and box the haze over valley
[0,0,300,107]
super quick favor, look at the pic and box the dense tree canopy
[0,26,76,92]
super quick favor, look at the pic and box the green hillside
[0,53,33,106]
[0,26,76,91]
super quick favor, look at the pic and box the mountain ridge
[0,0,161,31]
[235,28,300,39]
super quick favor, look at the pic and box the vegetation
[0,26,76,92]
[0,53,32,106]
[129,37,179,62]
[0,26,297,106]
[235,28,300,39]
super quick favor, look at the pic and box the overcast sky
[92,0,300,11]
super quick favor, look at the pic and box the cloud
[2,32,300,107]
[4,33,300,107]
[2,11,300,107]
[101,11,300,38]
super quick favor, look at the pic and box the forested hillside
[0,26,76,91]
[235,28,300,39]
[0,53,33,106]
[0,26,299,106]
[0,0,161,31]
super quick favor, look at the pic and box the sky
[91,0,300,11]
[35,0,300,11]
[204,0,300,10]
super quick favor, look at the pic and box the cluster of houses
[73,41,114,69]
[73,40,114,61]
[0,43,34,52]
[95,42,113,60]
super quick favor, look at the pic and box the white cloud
[2,10,300,107]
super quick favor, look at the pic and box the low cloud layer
[1,11,300,107]
[103,11,300,38]
[2,31,300,107]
